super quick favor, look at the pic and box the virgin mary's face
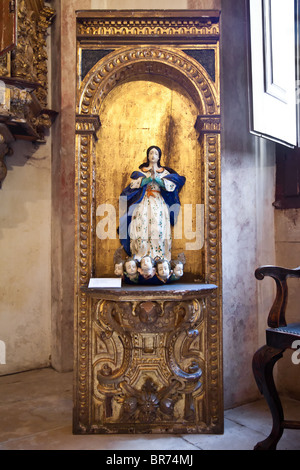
[148,148,159,164]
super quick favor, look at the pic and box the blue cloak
[118,169,186,256]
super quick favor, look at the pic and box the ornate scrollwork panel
[88,297,211,431]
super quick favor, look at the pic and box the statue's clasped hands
[141,170,164,188]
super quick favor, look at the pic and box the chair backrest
[255,266,300,328]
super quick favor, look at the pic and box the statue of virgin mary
[118,145,186,262]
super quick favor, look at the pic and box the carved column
[195,113,222,424]
[73,114,100,421]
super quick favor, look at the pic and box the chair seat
[267,323,300,349]
[273,323,300,336]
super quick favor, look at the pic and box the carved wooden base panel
[74,286,222,434]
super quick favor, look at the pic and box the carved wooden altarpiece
[74,10,222,434]
[0,0,56,187]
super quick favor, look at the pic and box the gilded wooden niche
[74,10,222,434]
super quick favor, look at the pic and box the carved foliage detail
[12,0,54,108]
[0,0,56,148]
[116,377,182,423]
[77,17,220,38]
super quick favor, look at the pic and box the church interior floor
[0,367,299,451]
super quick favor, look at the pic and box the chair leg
[252,344,285,450]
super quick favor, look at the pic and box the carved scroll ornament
[92,298,205,430]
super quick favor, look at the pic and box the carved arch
[77,46,219,116]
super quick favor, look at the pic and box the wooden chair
[252,265,300,450]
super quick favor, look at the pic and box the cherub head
[124,258,138,276]
[171,260,184,279]
[140,255,155,276]
[114,261,124,277]
[156,258,171,281]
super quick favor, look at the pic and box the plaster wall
[221,0,276,407]
[0,138,52,374]
[0,11,53,375]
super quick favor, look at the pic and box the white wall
[0,7,53,375]
[221,0,276,407]
[0,137,52,374]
